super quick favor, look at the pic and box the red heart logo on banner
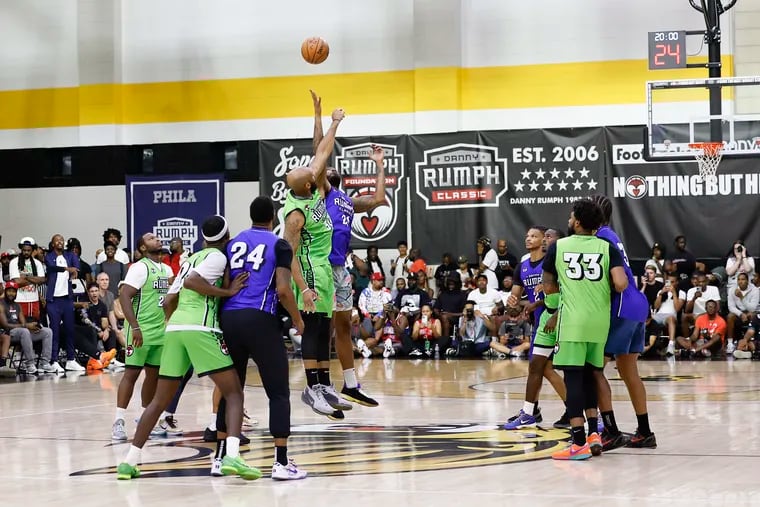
[361,216,379,235]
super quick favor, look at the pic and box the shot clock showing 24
[647,31,687,70]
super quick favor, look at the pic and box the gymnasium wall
[0,0,736,149]
[735,0,760,113]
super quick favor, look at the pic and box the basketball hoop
[689,142,723,181]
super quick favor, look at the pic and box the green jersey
[545,235,622,344]
[166,248,226,333]
[125,257,172,345]
[283,189,333,270]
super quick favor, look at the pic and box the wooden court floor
[2,356,759,506]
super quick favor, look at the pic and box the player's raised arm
[352,144,387,213]
[312,108,345,196]
[310,90,323,157]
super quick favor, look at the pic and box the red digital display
[648,31,687,70]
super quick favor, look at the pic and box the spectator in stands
[726,272,758,349]
[365,245,385,280]
[725,240,755,290]
[639,266,664,348]
[358,272,393,325]
[476,236,499,290]
[453,300,490,357]
[390,240,411,279]
[74,282,118,368]
[408,248,427,277]
[654,273,685,357]
[0,281,56,374]
[669,235,697,279]
[416,270,434,299]
[45,234,84,372]
[494,239,518,285]
[161,237,186,276]
[390,277,406,302]
[499,276,514,305]
[394,272,431,332]
[434,275,467,340]
[645,242,666,282]
[350,308,376,357]
[409,304,442,357]
[94,243,126,296]
[489,305,531,358]
[0,331,14,376]
[456,255,475,290]
[734,316,760,359]
[433,253,457,291]
[66,238,93,284]
[9,237,46,322]
[1,250,15,282]
[96,228,130,264]
[682,271,721,338]
[97,272,125,347]
[376,303,405,358]
[468,274,503,316]
[348,248,370,295]
[678,300,726,357]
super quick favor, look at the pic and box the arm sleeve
[190,251,227,282]
[543,243,558,277]
[122,262,149,290]
[608,243,625,268]
[275,239,293,269]
[512,265,524,287]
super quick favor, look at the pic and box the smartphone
[664,280,671,288]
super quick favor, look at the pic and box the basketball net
[689,142,723,181]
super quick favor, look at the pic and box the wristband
[132,327,140,331]
[301,288,311,294]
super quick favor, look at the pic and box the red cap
[4,281,19,290]
[370,272,385,282]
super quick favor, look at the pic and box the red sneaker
[551,443,592,460]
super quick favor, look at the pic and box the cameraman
[74,282,118,368]
[453,300,490,357]
[726,240,755,290]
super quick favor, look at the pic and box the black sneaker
[552,412,571,429]
[341,384,379,407]
[203,427,217,442]
[625,430,657,448]
[601,430,629,452]
[507,406,542,423]
[327,410,345,421]
[239,433,251,445]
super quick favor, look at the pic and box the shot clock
[648,31,687,70]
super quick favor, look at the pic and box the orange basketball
[301,37,329,65]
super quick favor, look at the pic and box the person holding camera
[726,240,755,290]
[452,300,490,357]
[653,273,685,356]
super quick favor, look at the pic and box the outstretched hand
[369,144,385,164]
[310,89,321,115]
[331,108,345,122]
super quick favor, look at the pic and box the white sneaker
[319,384,352,411]
[210,458,223,477]
[271,459,307,480]
[22,362,38,375]
[40,362,59,373]
[734,349,752,359]
[666,341,675,356]
[509,350,524,357]
[160,415,183,435]
[110,358,125,368]
[0,365,16,377]
[357,339,372,358]
[65,360,85,371]
[52,362,65,374]
[383,338,394,358]
[301,385,334,416]
[150,425,167,438]
[242,409,258,431]
[726,340,736,354]
[112,419,127,441]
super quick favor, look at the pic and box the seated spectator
[456,255,475,290]
[489,305,531,357]
[74,282,119,369]
[408,304,442,357]
[433,253,457,292]
[677,300,725,357]
[734,317,760,359]
[390,277,406,302]
[451,300,490,357]
[394,272,431,331]
[95,228,130,264]
[1,249,16,282]
[365,245,385,280]
[9,237,46,322]
[468,274,503,316]
[640,266,665,354]
[0,331,14,376]
[669,235,703,279]
[408,248,428,277]
[66,238,93,284]
[357,272,393,324]
[348,249,370,295]
[94,242,126,296]
[415,270,434,299]
[434,275,467,339]
[162,237,187,277]
[351,308,376,358]
[726,272,758,349]
[725,240,755,290]
[494,239,518,285]
[0,281,56,374]
[645,242,666,282]
[389,240,411,279]
[499,276,514,305]
[376,303,405,358]
[653,273,685,356]
[682,271,720,338]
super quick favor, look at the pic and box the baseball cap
[370,272,384,282]
[4,281,19,290]
[457,255,468,263]
[1,249,16,258]
[18,237,36,248]
[652,242,662,250]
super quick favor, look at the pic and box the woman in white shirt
[726,240,755,289]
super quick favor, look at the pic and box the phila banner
[258,136,408,249]
[606,126,760,261]
[125,174,225,255]
[408,128,606,261]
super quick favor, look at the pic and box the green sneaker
[116,462,140,480]
[220,455,262,480]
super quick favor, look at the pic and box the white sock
[161,410,172,419]
[522,401,535,415]
[208,413,217,431]
[343,368,358,389]
[115,407,127,423]
[124,445,142,466]
[226,436,240,458]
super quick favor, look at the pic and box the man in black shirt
[669,235,697,279]
[394,273,431,329]
[434,274,466,341]
[74,282,118,368]
[433,253,457,291]
[0,281,55,374]
[494,239,518,284]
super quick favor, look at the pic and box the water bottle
[434,343,440,359]
[424,339,431,356]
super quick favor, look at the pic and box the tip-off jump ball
[301,36,329,65]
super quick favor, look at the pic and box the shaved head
[286,167,317,197]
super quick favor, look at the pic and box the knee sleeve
[564,369,585,419]
[316,314,332,362]
[300,313,322,360]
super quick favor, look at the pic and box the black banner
[258,136,408,249]
[606,126,760,261]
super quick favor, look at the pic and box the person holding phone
[411,304,442,357]
[726,240,755,290]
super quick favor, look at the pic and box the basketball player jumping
[503,226,569,429]
[311,90,386,415]
[116,216,260,480]
[542,198,628,460]
[283,103,347,417]
[591,194,657,450]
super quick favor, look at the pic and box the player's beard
[566,225,575,237]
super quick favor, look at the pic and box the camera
[465,308,475,319]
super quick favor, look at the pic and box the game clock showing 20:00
[648,31,687,70]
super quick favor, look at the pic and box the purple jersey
[223,227,291,315]
[515,256,545,326]
[326,186,354,266]
[596,225,649,322]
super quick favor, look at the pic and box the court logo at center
[415,143,508,209]
[71,423,569,479]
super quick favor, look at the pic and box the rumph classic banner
[126,174,225,255]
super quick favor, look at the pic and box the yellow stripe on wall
[0,56,734,130]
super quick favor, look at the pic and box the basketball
[301,36,329,65]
